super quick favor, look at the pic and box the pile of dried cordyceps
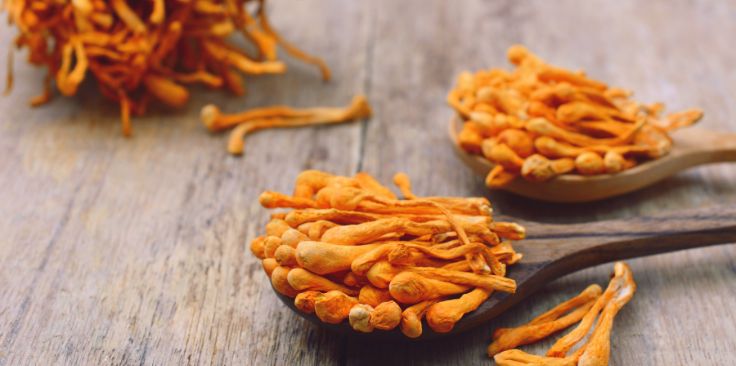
[4,0,330,136]
[489,262,636,366]
[449,45,704,188]
[249,170,525,337]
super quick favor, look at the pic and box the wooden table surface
[1,1,735,365]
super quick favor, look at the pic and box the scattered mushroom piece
[218,95,373,155]
[578,265,636,366]
[426,288,491,333]
[487,285,600,356]
[486,263,637,364]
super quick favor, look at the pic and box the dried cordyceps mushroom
[488,262,637,366]
[487,284,601,356]
[251,170,525,337]
[4,0,330,137]
[449,45,704,187]
[203,94,372,155]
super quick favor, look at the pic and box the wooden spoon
[449,117,736,202]
[273,205,736,340]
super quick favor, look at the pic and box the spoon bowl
[273,205,736,341]
[449,116,736,202]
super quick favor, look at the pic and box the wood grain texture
[0,0,735,365]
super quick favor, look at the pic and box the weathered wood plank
[0,0,735,365]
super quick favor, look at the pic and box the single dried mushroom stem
[260,191,319,209]
[399,299,439,338]
[348,304,374,333]
[392,172,417,199]
[486,165,518,187]
[142,74,189,108]
[211,95,372,155]
[426,288,491,333]
[307,221,339,240]
[366,260,403,289]
[294,291,323,314]
[271,266,299,297]
[274,245,297,266]
[287,268,358,296]
[296,241,380,275]
[358,285,393,307]
[314,290,358,324]
[389,272,470,304]
[280,228,309,248]
[285,208,379,227]
[350,243,400,275]
[343,272,367,288]
[370,301,402,331]
[266,219,291,237]
[526,284,602,325]
[575,152,606,176]
[663,108,703,131]
[407,267,516,293]
[250,236,266,258]
[521,154,575,183]
[261,258,278,276]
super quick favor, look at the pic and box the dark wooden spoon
[273,205,736,340]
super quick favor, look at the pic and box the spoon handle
[673,129,736,164]
[516,204,736,278]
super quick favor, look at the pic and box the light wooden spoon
[449,117,736,202]
[273,205,736,340]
